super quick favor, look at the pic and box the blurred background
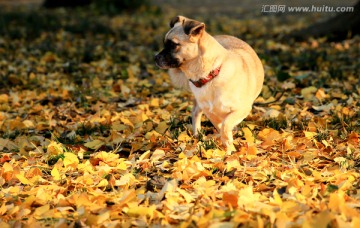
[0,0,359,155]
[0,0,358,101]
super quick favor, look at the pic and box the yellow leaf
[144,130,161,140]
[94,151,119,163]
[118,190,137,207]
[352,217,360,228]
[51,166,61,181]
[126,205,157,219]
[0,203,7,216]
[23,120,35,128]
[161,160,171,169]
[47,141,64,155]
[111,122,127,131]
[120,84,131,96]
[177,188,194,203]
[315,88,327,101]
[211,149,225,158]
[63,152,79,168]
[179,152,186,159]
[275,212,292,228]
[304,131,317,139]
[150,98,159,107]
[41,52,57,63]
[84,139,104,150]
[302,211,334,228]
[242,127,254,143]
[287,151,302,159]
[328,193,342,213]
[322,140,330,147]
[15,174,33,185]
[2,162,13,172]
[115,173,136,187]
[97,210,110,224]
[301,86,317,100]
[140,112,149,122]
[117,160,128,170]
[258,128,280,141]
[0,222,10,228]
[97,179,108,188]
[150,149,165,161]
[307,121,317,132]
[23,195,36,208]
[226,158,241,170]
[0,94,9,104]
[247,145,258,156]
[237,186,261,208]
[155,121,168,134]
[92,76,101,88]
[120,117,134,128]
[139,150,151,161]
[178,132,191,142]
[34,204,50,219]
[0,138,17,151]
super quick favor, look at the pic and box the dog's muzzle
[154,54,165,68]
[154,52,181,69]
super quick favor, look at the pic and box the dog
[155,16,264,153]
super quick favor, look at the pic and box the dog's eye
[172,42,179,47]
[170,42,180,50]
[165,40,179,49]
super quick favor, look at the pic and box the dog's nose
[154,54,160,62]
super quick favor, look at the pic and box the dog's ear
[183,20,205,36]
[170,15,187,28]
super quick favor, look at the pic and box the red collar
[190,65,222,88]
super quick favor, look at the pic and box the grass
[262,116,288,131]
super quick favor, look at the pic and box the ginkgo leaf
[63,152,79,168]
[0,94,9,103]
[304,131,317,139]
[178,132,191,142]
[150,149,165,161]
[84,140,104,150]
[115,173,136,187]
[51,166,61,181]
[33,204,50,219]
[2,162,13,172]
[15,174,33,185]
[242,127,255,143]
[155,121,168,134]
[177,188,194,203]
[47,141,64,155]
[120,117,134,128]
[223,191,238,208]
[139,150,151,161]
[97,179,109,188]
[126,205,157,219]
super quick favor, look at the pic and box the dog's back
[214,35,264,98]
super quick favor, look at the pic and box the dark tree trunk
[289,1,360,41]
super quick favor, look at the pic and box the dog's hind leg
[221,107,252,154]
[192,100,203,136]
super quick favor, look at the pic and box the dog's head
[154,16,205,69]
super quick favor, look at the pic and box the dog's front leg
[221,107,252,154]
[192,100,203,136]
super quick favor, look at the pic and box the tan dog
[155,16,264,152]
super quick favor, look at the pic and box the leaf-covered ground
[0,2,360,227]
